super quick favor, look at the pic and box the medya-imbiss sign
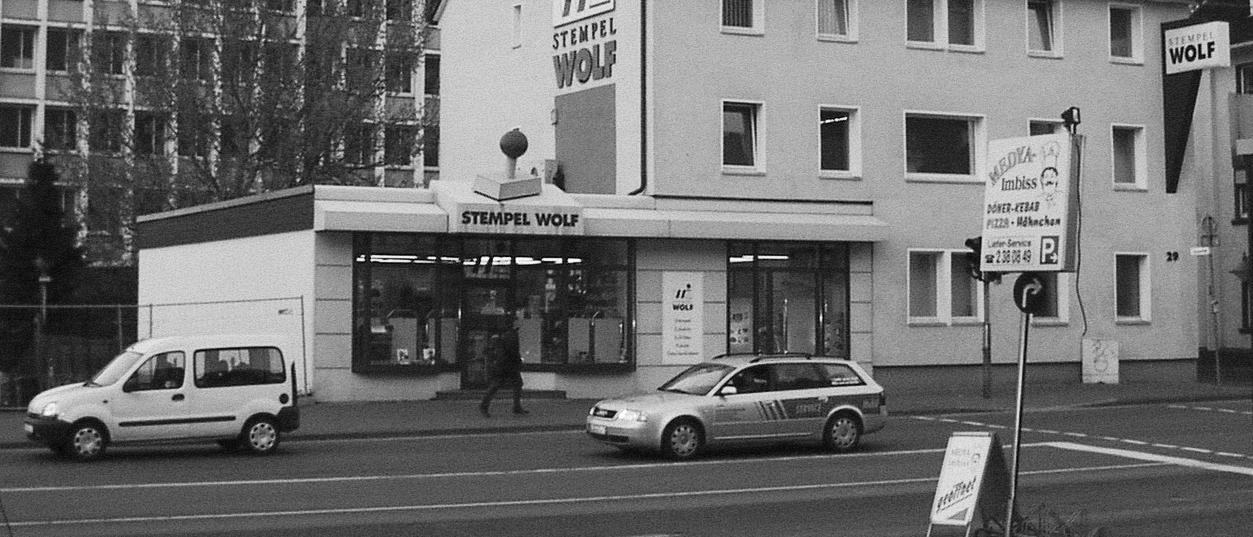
[980,133,1081,273]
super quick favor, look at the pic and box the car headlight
[616,409,648,422]
[39,402,59,418]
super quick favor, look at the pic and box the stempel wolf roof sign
[980,133,1082,273]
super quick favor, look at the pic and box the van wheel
[64,422,108,462]
[242,417,280,455]
[823,413,862,453]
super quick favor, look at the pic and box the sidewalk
[2,380,1248,449]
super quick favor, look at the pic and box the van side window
[194,347,286,388]
[128,352,186,391]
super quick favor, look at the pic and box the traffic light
[964,236,1001,283]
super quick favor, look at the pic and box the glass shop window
[727,242,849,357]
[354,234,456,368]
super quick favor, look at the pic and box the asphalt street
[1,399,1249,537]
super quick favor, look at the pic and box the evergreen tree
[0,162,86,379]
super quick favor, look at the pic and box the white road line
[1045,442,1253,477]
[1166,404,1253,416]
[1180,447,1212,454]
[5,462,1164,529]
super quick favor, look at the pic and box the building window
[1238,63,1253,94]
[1235,179,1248,221]
[94,31,126,75]
[1030,119,1064,136]
[266,0,295,12]
[722,0,764,34]
[386,0,412,20]
[181,38,213,81]
[908,0,982,49]
[346,48,378,93]
[46,28,82,72]
[817,0,856,41]
[1112,124,1145,189]
[723,100,762,171]
[344,123,376,165]
[89,109,124,153]
[424,54,440,96]
[0,105,34,148]
[1028,0,1061,55]
[905,113,981,181]
[1,25,36,69]
[352,235,635,375]
[908,249,982,325]
[820,107,859,177]
[385,55,412,93]
[136,35,169,77]
[385,125,415,166]
[1109,4,1141,63]
[728,243,850,357]
[1115,253,1149,321]
[1032,272,1069,322]
[422,124,439,168]
[44,108,77,151]
[134,113,166,156]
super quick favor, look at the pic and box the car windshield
[87,351,143,386]
[658,363,735,395]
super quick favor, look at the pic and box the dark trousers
[480,377,523,411]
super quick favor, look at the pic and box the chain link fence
[0,296,306,407]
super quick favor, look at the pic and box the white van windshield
[88,351,144,386]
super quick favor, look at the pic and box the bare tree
[55,0,435,264]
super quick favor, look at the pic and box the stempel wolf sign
[980,133,1082,273]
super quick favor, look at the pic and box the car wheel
[242,417,280,455]
[823,413,862,453]
[661,419,702,459]
[64,422,108,462]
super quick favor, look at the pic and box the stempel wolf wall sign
[980,133,1082,273]
[552,0,618,92]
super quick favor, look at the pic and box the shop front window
[727,242,849,357]
[352,234,634,375]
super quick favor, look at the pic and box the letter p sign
[1040,236,1059,265]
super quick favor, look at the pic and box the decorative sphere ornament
[500,129,528,159]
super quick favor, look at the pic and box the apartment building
[0,0,442,264]
[134,0,1207,402]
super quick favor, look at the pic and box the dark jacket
[488,331,523,383]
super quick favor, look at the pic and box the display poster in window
[980,133,1081,273]
[662,271,703,364]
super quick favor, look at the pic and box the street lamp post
[33,257,51,389]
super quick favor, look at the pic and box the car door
[185,347,286,438]
[708,364,782,441]
[107,351,189,441]
[770,363,835,438]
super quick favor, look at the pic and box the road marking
[3,462,1164,528]
[1167,404,1253,416]
[1045,442,1253,477]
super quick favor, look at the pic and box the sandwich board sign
[980,133,1082,273]
[927,432,1014,537]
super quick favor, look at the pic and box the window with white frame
[817,0,856,41]
[905,113,982,181]
[820,106,859,177]
[1115,253,1149,321]
[1111,124,1145,189]
[0,105,34,148]
[1,25,36,69]
[43,108,77,152]
[1108,3,1142,63]
[134,112,166,156]
[93,31,126,75]
[907,0,983,49]
[723,100,762,171]
[1029,119,1065,136]
[908,249,982,324]
[1027,0,1061,56]
[722,0,764,35]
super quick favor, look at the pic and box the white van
[23,334,301,461]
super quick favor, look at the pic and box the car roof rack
[748,352,813,362]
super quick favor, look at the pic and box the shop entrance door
[460,283,513,389]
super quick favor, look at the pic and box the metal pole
[982,278,992,398]
[1005,307,1031,537]
[1244,155,1253,385]
[38,275,50,388]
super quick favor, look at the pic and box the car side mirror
[718,385,738,397]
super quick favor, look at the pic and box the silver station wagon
[587,354,886,458]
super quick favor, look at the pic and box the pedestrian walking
[479,326,527,417]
